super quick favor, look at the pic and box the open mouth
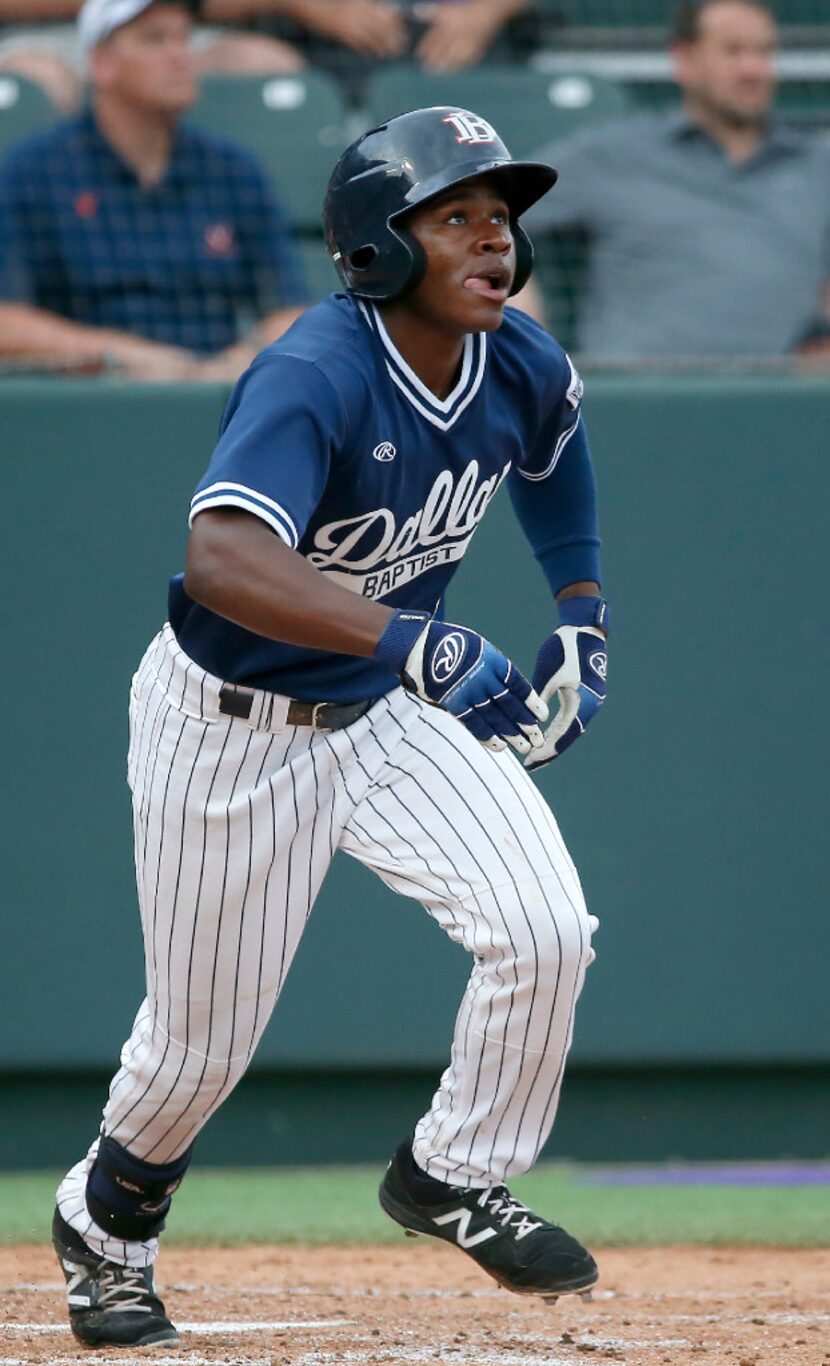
[462,266,511,302]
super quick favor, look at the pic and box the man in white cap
[76,0,193,48]
[0,0,308,380]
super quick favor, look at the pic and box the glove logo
[588,650,607,681]
[432,632,466,683]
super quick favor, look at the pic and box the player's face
[403,180,516,335]
[672,1,777,127]
[92,5,197,116]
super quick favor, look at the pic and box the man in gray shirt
[523,0,830,360]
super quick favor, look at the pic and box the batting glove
[375,610,548,756]
[523,597,608,772]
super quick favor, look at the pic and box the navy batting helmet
[322,106,558,302]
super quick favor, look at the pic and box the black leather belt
[219,685,374,732]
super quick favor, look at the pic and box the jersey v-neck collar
[358,300,487,433]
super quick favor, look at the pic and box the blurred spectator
[0,0,303,112]
[267,1,534,74]
[0,0,309,381]
[519,0,830,360]
[0,1,530,111]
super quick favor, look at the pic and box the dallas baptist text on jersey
[307,457,511,599]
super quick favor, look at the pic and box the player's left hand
[523,626,607,771]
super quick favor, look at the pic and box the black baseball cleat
[378,1141,598,1302]
[52,1207,179,1348]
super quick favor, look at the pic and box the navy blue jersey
[170,294,586,702]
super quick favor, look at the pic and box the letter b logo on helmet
[322,106,558,303]
[442,111,498,144]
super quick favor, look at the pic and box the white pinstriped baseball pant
[57,624,596,1267]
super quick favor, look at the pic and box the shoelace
[96,1263,154,1313]
[474,1186,545,1240]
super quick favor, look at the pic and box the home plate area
[3,1245,829,1366]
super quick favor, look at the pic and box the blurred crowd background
[0,0,827,378]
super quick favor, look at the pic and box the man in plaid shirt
[0,0,309,380]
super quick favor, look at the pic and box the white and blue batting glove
[376,610,548,756]
[523,597,608,772]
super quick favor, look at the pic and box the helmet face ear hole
[349,245,377,272]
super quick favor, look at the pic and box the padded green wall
[2,373,827,1072]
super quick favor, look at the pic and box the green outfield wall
[2,372,828,1077]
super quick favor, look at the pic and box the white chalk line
[6,1282,492,1300]
[288,1347,694,1366]
[0,1345,699,1366]
[0,1359,576,1366]
[9,1279,830,1302]
[655,1309,830,1324]
[7,1282,507,1300]
[0,1358,256,1366]
[294,1355,577,1366]
[2,1320,354,1335]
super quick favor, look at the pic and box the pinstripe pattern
[339,702,592,1188]
[57,626,596,1266]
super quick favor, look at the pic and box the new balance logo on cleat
[432,1189,544,1249]
[432,1208,499,1249]
[378,1140,599,1301]
[63,1261,92,1308]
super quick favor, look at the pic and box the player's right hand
[375,610,548,756]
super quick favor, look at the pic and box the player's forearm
[185,507,395,656]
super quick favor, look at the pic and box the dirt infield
[3,1244,829,1366]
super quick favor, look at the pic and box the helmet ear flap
[509,222,534,296]
[384,226,428,301]
[338,225,428,302]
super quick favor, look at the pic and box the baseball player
[52,106,609,1349]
